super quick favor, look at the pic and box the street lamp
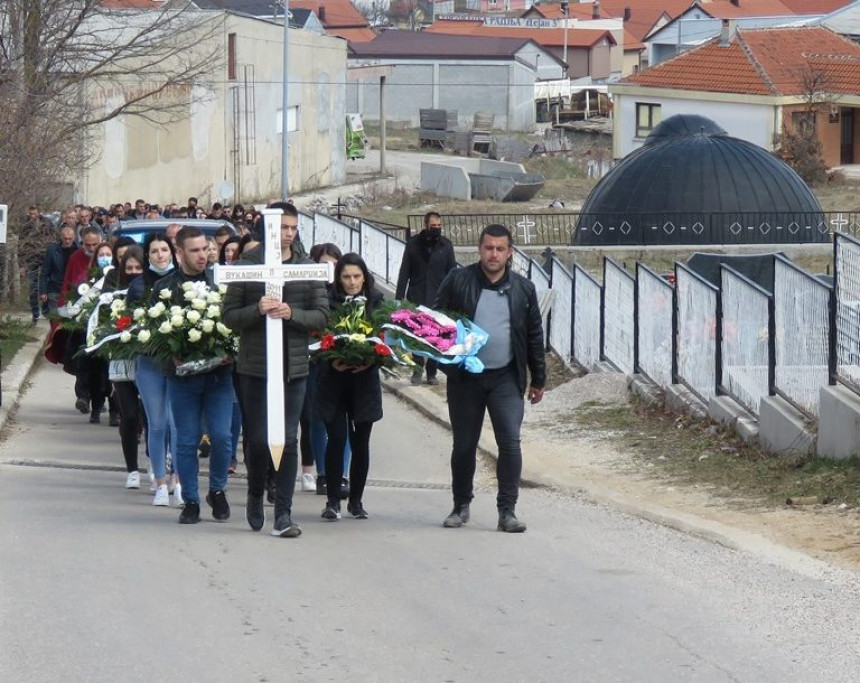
[560,0,569,71]
[280,0,290,200]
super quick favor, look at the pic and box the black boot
[497,508,526,533]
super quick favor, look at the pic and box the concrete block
[708,395,759,444]
[420,162,471,200]
[628,373,662,405]
[817,385,860,460]
[758,396,815,456]
[665,384,708,419]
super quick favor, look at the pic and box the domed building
[575,114,827,245]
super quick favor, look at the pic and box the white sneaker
[153,485,170,506]
[173,482,183,507]
[125,471,141,489]
[300,473,316,492]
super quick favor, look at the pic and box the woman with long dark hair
[315,253,383,521]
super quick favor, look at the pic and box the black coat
[395,230,456,306]
[313,288,384,424]
[435,263,546,393]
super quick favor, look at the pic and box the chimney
[318,5,326,22]
[719,19,737,46]
[592,0,600,20]
[623,7,631,22]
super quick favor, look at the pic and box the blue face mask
[97,256,112,269]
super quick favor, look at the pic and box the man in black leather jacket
[434,224,546,533]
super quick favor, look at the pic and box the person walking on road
[223,203,328,537]
[156,227,234,525]
[395,211,456,386]
[434,224,546,533]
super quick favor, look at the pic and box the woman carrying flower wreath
[315,253,385,521]
[127,233,182,507]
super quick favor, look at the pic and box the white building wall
[613,94,775,159]
[83,13,346,207]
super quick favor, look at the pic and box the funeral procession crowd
[14,198,546,537]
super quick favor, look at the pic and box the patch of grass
[0,316,37,372]
[573,396,860,508]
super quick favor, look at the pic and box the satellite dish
[216,180,235,200]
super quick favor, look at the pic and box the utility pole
[561,1,569,73]
[280,0,290,200]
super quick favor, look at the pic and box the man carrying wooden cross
[223,202,329,537]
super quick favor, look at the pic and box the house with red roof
[424,16,617,80]
[609,25,860,168]
[644,0,855,65]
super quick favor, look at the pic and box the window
[227,33,236,81]
[636,103,661,137]
[277,105,299,134]
[792,110,817,136]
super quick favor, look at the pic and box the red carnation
[320,334,336,350]
[374,343,391,357]
[115,315,133,331]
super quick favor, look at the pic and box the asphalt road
[3,362,860,682]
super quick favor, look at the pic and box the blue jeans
[446,364,525,510]
[27,269,44,318]
[136,356,176,481]
[166,368,234,503]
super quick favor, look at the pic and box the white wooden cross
[214,208,333,470]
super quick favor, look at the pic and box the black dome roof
[577,114,826,245]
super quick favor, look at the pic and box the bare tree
[0,1,224,301]
[388,0,423,30]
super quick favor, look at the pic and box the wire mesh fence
[773,256,832,417]
[719,266,773,415]
[635,264,674,388]
[834,233,860,394]
[572,264,602,370]
[675,263,719,403]
[602,258,635,375]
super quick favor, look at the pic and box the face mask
[149,261,174,276]
[97,256,112,269]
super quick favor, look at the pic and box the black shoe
[443,503,470,528]
[109,411,120,427]
[347,500,368,519]
[75,398,89,414]
[206,490,230,522]
[410,368,423,385]
[271,515,302,538]
[426,376,439,386]
[179,501,201,524]
[89,411,101,424]
[315,474,327,496]
[339,477,350,500]
[497,508,526,533]
[321,501,341,520]
[245,492,265,532]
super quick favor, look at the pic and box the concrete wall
[84,14,347,206]
[612,93,775,158]
[347,57,537,130]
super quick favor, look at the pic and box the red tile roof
[524,3,611,20]
[622,26,860,96]
[424,20,617,48]
[601,0,695,42]
[760,0,855,14]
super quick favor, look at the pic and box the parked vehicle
[109,218,236,244]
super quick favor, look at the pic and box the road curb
[0,320,50,435]
[382,378,836,578]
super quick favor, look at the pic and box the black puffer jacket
[313,288,384,424]
[222,245,329,380]
[434,263,546,393]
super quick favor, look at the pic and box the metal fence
[834,232,860,394]
[675,263,719,403]
[719,265,773,415]
[572,264,602,370]
[773,255,833,417]
[312,212,357,253]
[602,258,635,375]
[635,263,673,388]
[409,211,860,246]
[358,220,405,287]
